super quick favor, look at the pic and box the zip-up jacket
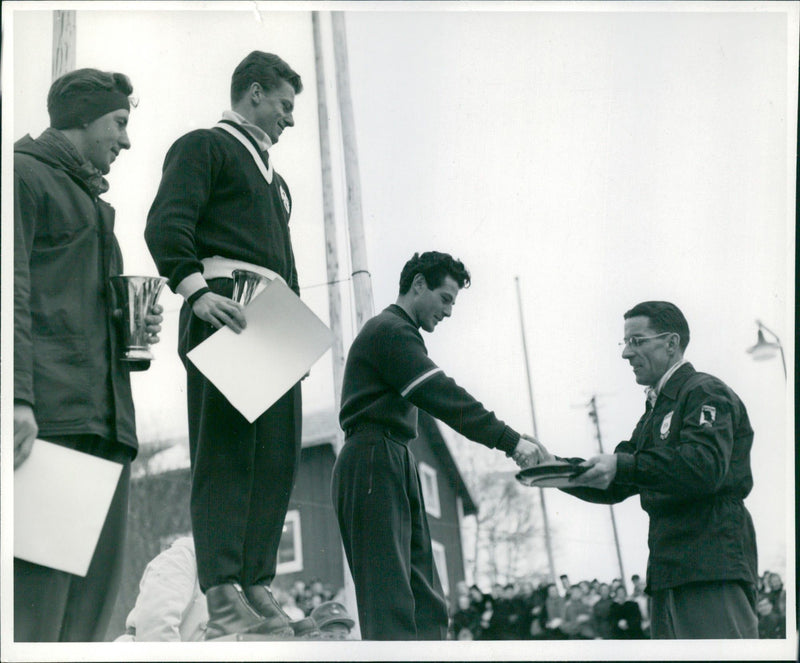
[563,363,757,594]
[14,131,140,451]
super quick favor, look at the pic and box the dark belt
[344,422,412,444]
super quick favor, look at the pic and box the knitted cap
[47,68,132,129]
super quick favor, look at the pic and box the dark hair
[624,301,690,351]
[231,51,303,103]
[398,251,470,295]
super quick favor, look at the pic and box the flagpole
[514,277,557,583]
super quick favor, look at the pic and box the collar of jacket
[15,128,110,197]
[658,362,696,402]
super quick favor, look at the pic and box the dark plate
[516,461,588,488]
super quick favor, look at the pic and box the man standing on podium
[332,251,543,640]
[146,51,310,640]
[14,68,162,641]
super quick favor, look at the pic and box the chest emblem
[280,186,291,215]
[699,405,716,427]
[660,411,673,439]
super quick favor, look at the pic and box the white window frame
[431,539,449,597]
[418,462,441,518]
[275,509,303,575]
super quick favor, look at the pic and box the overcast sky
[3,2,796,659]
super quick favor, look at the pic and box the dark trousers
[179,286,302,592]
[14,435,132,642]
[650,581,758,638]
[331,428,449,640]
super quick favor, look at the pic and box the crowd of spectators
[449,570,787,640]
[272,570,788,640]
[276,578,341,620]
[756,570,787,639]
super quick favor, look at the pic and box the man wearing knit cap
[14,68,163,641]
[145,52,304,640]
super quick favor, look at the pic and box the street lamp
[746,320,786,380]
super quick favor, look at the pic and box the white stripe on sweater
[215,122,273,184]
[400,368,443,398]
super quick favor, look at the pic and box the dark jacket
[564,363,757,594]
[14,131,140,452]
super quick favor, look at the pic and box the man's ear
[412,273,427,293]
[667,332,681,354]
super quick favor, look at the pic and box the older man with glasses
[539,301,758,639]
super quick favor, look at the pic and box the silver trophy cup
[231,269,271,306]
[110,275,167,361]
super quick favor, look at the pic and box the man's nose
[119,130,131,150]
[285,113,294,127]
[621,344,635,359]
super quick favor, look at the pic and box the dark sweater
[145,121,299,294]
[339,304,519,454]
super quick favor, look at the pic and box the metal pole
[588,395,627,590]
[514,277,556,583]
[52,10,76,80]
[331,11,374,330]
[312,12,346,452]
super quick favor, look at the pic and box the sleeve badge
[699,405,716,427]
[660,411,673,439]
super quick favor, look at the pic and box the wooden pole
[588,395,627,590]
[315,11,361,640]
[312,11,346,450]
[52,10,76,81]
[331,11,374,330]
[514,276,557,583]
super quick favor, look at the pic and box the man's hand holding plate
[568,453,618,489]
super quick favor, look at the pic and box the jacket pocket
[31,334,93,422]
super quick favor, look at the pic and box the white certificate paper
[14,439,123,577]
[187,278,333,423]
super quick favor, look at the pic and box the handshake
[509,433,553,469]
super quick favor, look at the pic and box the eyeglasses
[619,332,673,349]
